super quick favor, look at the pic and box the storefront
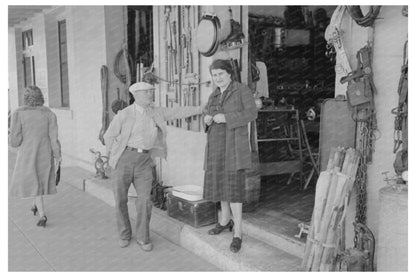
[8,5,408,271]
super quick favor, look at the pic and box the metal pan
[319,98,356,171]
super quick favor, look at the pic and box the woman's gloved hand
[213,113,226,123]
[204,115,214,126]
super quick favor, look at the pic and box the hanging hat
[128,82,155,93]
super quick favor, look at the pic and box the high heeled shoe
[37,216,47,227]
[31,205,38,216]
[208,219,234,235]
[230,236,242,253]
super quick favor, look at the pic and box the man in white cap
[104,82,205,251]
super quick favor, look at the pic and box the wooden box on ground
[166,193,217,228]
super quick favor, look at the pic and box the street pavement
[8,150,218,271]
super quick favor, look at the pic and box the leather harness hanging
[341,46,378,226]
[392,41,408,178]
[392,41,408,154]
[340,46,377,122]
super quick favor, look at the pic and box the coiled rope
[346,6,381,27]
[113,48,134,84]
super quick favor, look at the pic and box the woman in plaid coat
[203,59,257,253]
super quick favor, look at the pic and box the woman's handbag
[56,162,61,186]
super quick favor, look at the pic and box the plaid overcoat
[204,81,258,171]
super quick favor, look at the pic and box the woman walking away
[203,59,258,253]
[9,86,62,227]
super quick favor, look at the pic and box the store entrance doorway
[246,5,336,240]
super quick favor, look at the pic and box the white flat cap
[128,82,155,93]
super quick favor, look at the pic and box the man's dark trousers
[113,149,153,243]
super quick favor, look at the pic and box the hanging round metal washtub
[196,13,221,57]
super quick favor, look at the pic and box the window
[22,29,33,50]
[22,29,35,87]
[58,20,69,107]
[23,56,36,87]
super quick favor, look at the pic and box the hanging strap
[398,41,408,105]
[392,40,408,153]
[325,6,352,75]
[98,65,109,145]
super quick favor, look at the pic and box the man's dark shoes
[230,237,242,253]
[118,239,130,248]
[208,219,234,235]
[137,240,153,252]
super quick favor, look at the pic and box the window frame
[22,29,33,50]
[57,19,70,107]
[22,28,36,88]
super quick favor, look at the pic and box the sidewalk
[8,150,218,271]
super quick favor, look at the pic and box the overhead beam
[8,5,54,27]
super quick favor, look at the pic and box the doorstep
[243,211,306,258]
[180,225,302,271]
[62,167,303,271]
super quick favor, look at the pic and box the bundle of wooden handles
[302,147,361,271]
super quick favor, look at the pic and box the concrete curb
[84,179,115,207]
[180,225,302,271]
[243,217,305,258]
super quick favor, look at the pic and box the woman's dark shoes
[31,205,38,216]
[37,216,47,227]
[208,219,234,235]
[230,237,242,253]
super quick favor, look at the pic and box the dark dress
[203,88,246,203]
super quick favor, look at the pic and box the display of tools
[172,20,178,75]
[185,5,193,73]
[164,6,171,88]
[161,5,204,131]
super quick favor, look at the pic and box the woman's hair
[209,59,233,76]
[24,86,44,107]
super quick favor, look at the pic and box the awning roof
[8,5,54,27]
